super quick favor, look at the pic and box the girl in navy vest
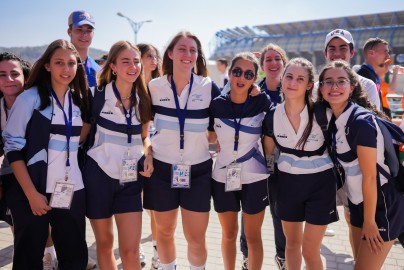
[84,41,153,269]
[144,31,220,270]
[210,52,271,269]
[263,58,338,270]
[3,39,89,270]
[317,60,404,270]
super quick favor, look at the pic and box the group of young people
[0,9,403,270]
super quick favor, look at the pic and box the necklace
[121,94,132,100]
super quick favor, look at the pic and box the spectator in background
[376,59,401,118]
[67,10,99,269]
[67,10,100,88]
[216,58,229,90]
[138,42,162,270]
[356,37,390,111]
[95,54,108,68]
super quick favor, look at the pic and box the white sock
[45,246,56,260]
[152,240,159,260]
[190,264,205,270]
[161,259,176,270]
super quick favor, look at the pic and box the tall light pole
[117,12,152,44]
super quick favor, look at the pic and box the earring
[112,71,117,76]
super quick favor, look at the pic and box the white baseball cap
[325,29,354,49]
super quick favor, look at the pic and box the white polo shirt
[268,103,333,175]
[87,82,144,179]
[149,74,218,165]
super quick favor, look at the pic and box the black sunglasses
[231,67,255,80]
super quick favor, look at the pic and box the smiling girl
[263,57,338,270]
[3,39,89,270]
[210,52,271,270]
[317,60,404,270]
[143,31,220,270]
[83,41,153,270]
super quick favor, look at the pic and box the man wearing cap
[313,29,380,110]
[67,10,100,88]
[356,37,391,113]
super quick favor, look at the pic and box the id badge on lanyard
[266,154,276,174]
[225,95,250,192]
[266,147,279,174]
[120,149,138,184]
[48,88,75,209]
[170,74,194,189]
[171,163,191,188]
[226,162,242,192]
[50,170,75,209]
[112,82,138,184]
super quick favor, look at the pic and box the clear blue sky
[1,0,403,60]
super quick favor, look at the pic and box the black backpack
[78,85,106,169]
[315,103,404,193]
[346,106,404,193]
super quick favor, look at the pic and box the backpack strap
[268,106,326,157]
[87,85,106,149]
[314,103,345,189]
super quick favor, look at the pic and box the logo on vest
[191,94,203,102]
[101,111,114,115]
[159,97,170,102]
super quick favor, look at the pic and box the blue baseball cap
[68,11,95,28]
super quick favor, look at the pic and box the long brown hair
[317,60,389,120]
[162,31,208,77]
[25,39,89,112]
[137,43,162,79]
[97,40,152,124]
[283,57,315,150]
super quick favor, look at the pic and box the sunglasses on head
[231,67,255,80]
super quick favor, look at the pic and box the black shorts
[84,157,143,219]
[212,178,268,214]
[143,158,212,212]
[0,173,15,226]
[349,181,404,242]
[276,168,339,225]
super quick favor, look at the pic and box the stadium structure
[209,11,404,69]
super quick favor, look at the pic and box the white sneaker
[274,255,287,270]
[151,257,162,270]
[241,255,248,270]
[86,256,97,270]
[43,253,57,270]
[140,245,146,267]
[324,229,336,237]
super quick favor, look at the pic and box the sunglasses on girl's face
[231,67,255,80]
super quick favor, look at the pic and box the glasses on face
[72,28,94,36]
[320,79,350,89]
[231,67,255,80]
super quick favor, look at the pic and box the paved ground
[0,205,403,269]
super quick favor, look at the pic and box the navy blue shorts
[0,173,14,226]
[349,181,404,242]
[84,157,143,219]
[212,178,268,214]
[143,158,213,212]
[276,168,339,225]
